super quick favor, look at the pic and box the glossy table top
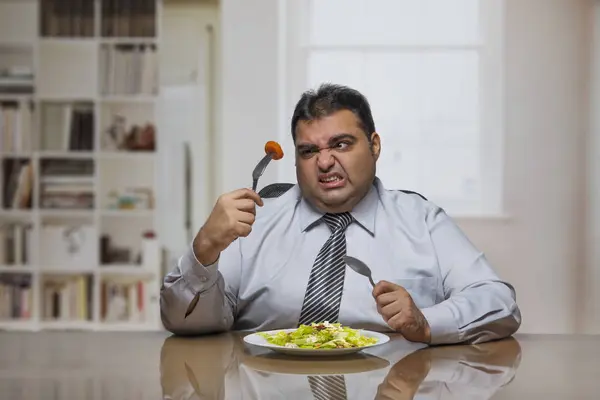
[0,331,598,399]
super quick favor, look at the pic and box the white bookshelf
[0,0,164,332]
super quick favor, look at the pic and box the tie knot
[323,212,353,232]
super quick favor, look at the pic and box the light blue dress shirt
[160,177,521,344]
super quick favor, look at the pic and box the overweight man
[160,83,521,345]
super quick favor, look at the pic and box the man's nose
[317,150,335,170]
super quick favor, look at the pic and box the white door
[158,3,219,265]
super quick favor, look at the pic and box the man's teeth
[322,176,341,182]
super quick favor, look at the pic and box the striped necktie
[300,213,352,400]
[298,212,353,326]
[308,375,347,400]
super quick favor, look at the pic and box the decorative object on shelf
[141,230,159,267]
[104,118,156,152]
[123,123,155,151]
[40,224,97,268]
[100,234,133,265]
[107,187,154,210]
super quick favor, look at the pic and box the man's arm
[159,240,242,335]
[420,207,521,345]
[160,188,262,335]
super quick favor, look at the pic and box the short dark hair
[291,83,376,142]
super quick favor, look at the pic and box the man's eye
[298,148,317,158]
[333,142,350,150]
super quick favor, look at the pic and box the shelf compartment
[0,99,36,153]
[100,43,158,97]
[100,274,154,325]
[0,221,34,266]
[38,158,95,210]
[40,0,95,38]
[101,0,157,38]
[40,273,94,322]
[0,272,33,321]
[99,156,154,211]
[0,1,38,44]
[100,101,156,152]
[2,157,34,210]
[39,101,95,152]
[37,41,98,98]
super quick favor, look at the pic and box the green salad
[258,322,379,349]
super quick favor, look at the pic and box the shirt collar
[298,177,380,235]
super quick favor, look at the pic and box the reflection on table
[160,332,521,400]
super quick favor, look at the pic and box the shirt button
[200,276,208,282]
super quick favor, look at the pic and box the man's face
[294,109,381,213]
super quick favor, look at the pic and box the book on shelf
[40,0,95,38]
[100,43,158,96]
[0,45,34,95]
[41,103,94,152]
[42,274,92,321]
[0,273,32,320]
[102,0,156,38]
[39,159,94,209]
[2,158,34,209]
[0,101,34,153]
[0,222,33,266]
[101,279,146,322]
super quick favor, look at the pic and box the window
[278,0,505,216]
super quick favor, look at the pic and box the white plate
[243,328,390,357]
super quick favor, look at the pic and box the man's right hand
[193,188,264,265]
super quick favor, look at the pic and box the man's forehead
[295,111,361,142]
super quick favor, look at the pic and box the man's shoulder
[254,183,300,222]
[376,181,443,224]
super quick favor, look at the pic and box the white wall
[458,0,590,334]
[586,0,600,334]
[219,0,595,333]
[219,0,281,195]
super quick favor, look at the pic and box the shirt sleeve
[420,207,522,345]
[159,239,242,335]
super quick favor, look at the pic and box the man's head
[291,83,381,213]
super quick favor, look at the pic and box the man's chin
[314,190,354,212]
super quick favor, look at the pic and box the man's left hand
[373,280,431,343]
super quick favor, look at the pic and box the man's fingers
[386,312,406,330]
[372,280,403,297]
[375,291,398,307]
[235,221,253,238]
[379,300,403,321]
[230,188,264,206]
[235,209,256,225]
[235,198,258,214]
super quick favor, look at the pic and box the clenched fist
[193,188,263,265]
[373,281,431,344]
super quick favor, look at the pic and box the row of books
[40,0,95,38]
[39,159,94,209]
[0,274,151,323]
[2,159,34,209]
[101,279,146,322]
[42,275,92,320]
[0,47,34,95]
[102,0,157,38]
[0,103,34,152]
[0,273,32,320]
[100,44,158,96]
[41,103,94,152]
[39,0,157,38]
[0,223,33,265]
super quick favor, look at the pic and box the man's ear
[370,132,381,161]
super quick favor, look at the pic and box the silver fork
[252,153,275,191]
